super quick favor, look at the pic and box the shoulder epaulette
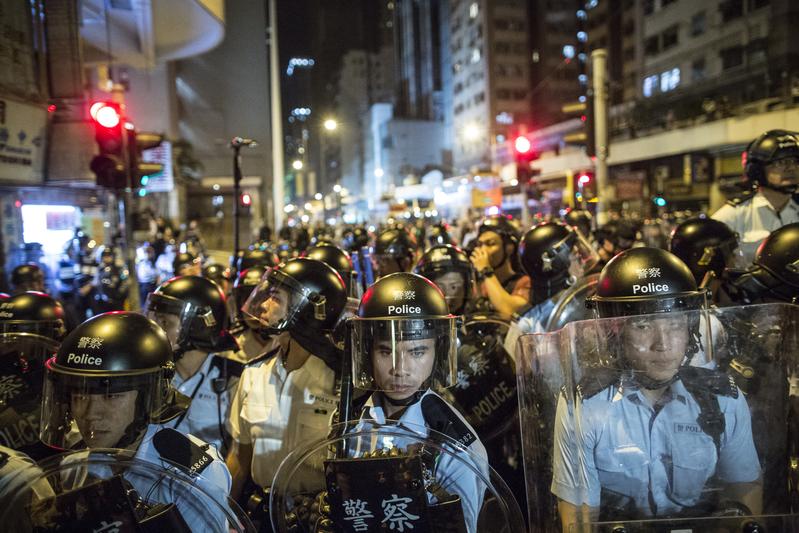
[679,366,738,398]
[243,345,281,368]
[726,188,756,207]
[421,393,477,448]
[577,366,621,400]
[152,427,214,476]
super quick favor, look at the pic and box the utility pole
[592,49,610,225]
[268,0,285,231]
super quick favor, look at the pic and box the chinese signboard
[0,99,46,184]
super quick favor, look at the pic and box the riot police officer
[304,243,359,298]
[92,245,129,313]
[203,262,233,297]
[504,221,598,355]
[469,215,531,316]
[229,266,278,363]
[725,221,799,304]
[347,272,488,532]
[38,311,232,530]
[669,217,746,306]
[595,219,638,267]
[10,264,45,294]
[552,248,761,529]
[0,292,65,459]
[237,247,280,274]
[563,208,593,242]
[173,251,202,277]
[227,258,347,505]
[373,227,418,277]
[414,244,475,315]
[144,275,240,453]
[713,129,799,262]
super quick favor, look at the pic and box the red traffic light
[514,136,532,154]
[578,173,591,185]
[90,102,121,128]
[240,193,252,206]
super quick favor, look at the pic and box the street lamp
[292,159,303,170]
[333,184,342,193]
[374,168,384,178]
[323,118,338,131]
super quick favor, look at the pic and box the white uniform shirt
[712,191,799,263]
[228,352,338,489]
[171,354,237,452]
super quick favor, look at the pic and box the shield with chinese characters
[270,421,526,533]
[0,449,256,532]
[516,303,799,532]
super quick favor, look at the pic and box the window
[469,2,479,19]
[662,25,679,50]
[644,35,660,56]
[748,38,768,64]
[495,19,509,31]
[513,89,527,100]
[720,0,743,22]
[660,68,680,92]
[720,45,744,70]
[495,42,511,54]
[692,57,706,81]
[690,11,706,36]
[496,88,511,99]
[474,92,485,104]
[643,75,659,97]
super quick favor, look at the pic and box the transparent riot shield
[0,333,58,452]
[270,421,526,533]
[543,274,599,332]
[0,449,255,533]
[517,303,799,532]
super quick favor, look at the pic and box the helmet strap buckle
[311,294,327,320]
[542,252,554,272]
[697,247,715,267]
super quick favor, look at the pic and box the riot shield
[517,303,799,532]
[269,421,526,533]
[0,333,58,452]
[0,449,255,532]
[543,274,599,332]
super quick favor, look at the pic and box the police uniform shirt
[228,351,337,489]
[354,390,488,533]
[231,329,280,364]
[171,354,237,452]
[712,191,799,263]
[551,376,760,517]
[0,446,55,529]
[503,297,558,359]
[61,424,232,532]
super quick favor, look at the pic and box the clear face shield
[241,269,323,333]
[542,230,599,280]
[431,269,473,314]
[144,293,216,351]
[765,156,799,191]
[40,360,169,450]
[350,317,459,396]
[0,319,65,341]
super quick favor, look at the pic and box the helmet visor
[144,293,215,350]
[40,359,168,450]
[350,317,458,392]
[241,269,311,333]
[0,320,65,340]
[589,291,708,318]
[564,230,600,279]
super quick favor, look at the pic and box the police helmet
[744,129,799,191]
[11,264,45,292]
[731,222,799,303]
[202,263,231,289]
[237,248,280,272]
[520,221,598,279]
[40,312,178,450]
[350,273,459,392]
[304,244,359,298]
[478,214,520,245]
[427,223,454,247]
[587,247,706,318]
[414,245,474,314]
[242,258,347,334]
[145,275,235,354]
[669,217,744,285]
[0,292,66,340]
[172,252,200,276]
[232,266,267,313]
[563,209,593,240]
[374,228,417,259]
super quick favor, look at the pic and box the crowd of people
[0,129,796,531]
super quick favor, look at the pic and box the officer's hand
[470,246,490,271]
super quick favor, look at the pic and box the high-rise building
[450,0,532,173]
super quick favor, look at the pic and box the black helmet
[427,223,453,247]
[304,244,358,297]
[744,129,799,191]
[520,221,598,280]
[202,263,231,288]
[172,252,200,276]
[145,275,234,354]
[730,222,799,303]
[414,245,474,314]
[232,266,267,312]
[0,292,66,340]
[351,272,458,392]
[40,312,178,449]
[478,214,520,244]
[242,258,347,333]
[350,227,370,250]
[237,248,280,272]
[563,209,593,239]
[10,264,44,292]
[669,217,743,285]
[374,228,417,259]
[587,247,706,318]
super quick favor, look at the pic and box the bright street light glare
[323,118,338,131]
[463,123,481,141]
[292,160,303,170]
[374,168,385,178]
[333,184,342,193]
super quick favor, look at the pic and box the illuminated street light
[333,184,342,193]
[314,193,323,200]
[374,168,385,178]
[292,159,303,170]
[284,204,295,213]
[324,118,338,131]
[463,122,481,141]
[304,202,313,210]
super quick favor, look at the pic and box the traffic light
[128,129,164,191]
[89,101,127,188]
[561,99,595,157]
[239,192,252,214]
[653,194,667,207]
[512,135,539,184]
